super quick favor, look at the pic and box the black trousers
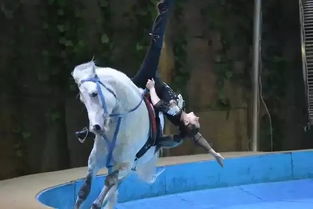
[132,0,177,103]
[132,0,184,147]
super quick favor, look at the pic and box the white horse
[72,61,163,209]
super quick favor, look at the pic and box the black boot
[149,0,175,48]
[75,127,95,143]
[157,0,174,14]
[157,1,168,14]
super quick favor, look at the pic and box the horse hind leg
[136,150,163,183]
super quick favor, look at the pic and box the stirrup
[76,127,89,143]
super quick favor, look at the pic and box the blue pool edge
[37,150,313,209]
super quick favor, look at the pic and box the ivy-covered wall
[0,0,311,179]
[162,0,254,156]
[260,0,313,151]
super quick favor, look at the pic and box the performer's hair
[179,123,200,137]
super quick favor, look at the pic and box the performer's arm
[146,79,172,114]
[146,79,161,105]
[157,135,184,148]
[193,133,225,167]
[146,78,181,116]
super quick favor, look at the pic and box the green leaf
[218,89,226,100]
[41,50,49,56]
[225,71,233,79]
[57,9,64,16]
[56,0,66,7]
[64,40,73,47]
[50,112,61,122]
[73,40,86,54]
[57,24,65,32]
[48,0,55,5]
[42,22,49,30]
[12,127,21,134]
[75,9,82,18]
[136,43,144,51]
[59,37,72,47]
[22,131,31,139]
[99,0,109,8]
[16,150,23,157]
[37,72,49,82]
[69,83,76,91]
[78,40,85,46]
[101,34,109,44]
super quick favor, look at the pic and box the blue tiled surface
[37,150,313,209]
[118,179,313,209]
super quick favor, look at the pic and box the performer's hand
[213,152,224,167]
[146,78,155,90]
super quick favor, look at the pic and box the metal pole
[252,0,262,151]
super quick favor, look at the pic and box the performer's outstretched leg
[132,0,175,89]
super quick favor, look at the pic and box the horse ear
[90,60,96,75]
[91,56,95,63]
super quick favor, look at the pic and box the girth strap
[135,96,158,160]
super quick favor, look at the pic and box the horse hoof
[74,199,82,209]
[91,203,101,209]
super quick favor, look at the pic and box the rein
[80,75,147,170]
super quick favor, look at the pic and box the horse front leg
[91,170,120,209]
[74,147,99,209]
[102,185,119,209]
[74,168,96,209]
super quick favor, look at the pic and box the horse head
[72,61,117,134]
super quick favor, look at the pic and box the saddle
[135,95,160,160]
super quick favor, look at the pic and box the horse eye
[91,92,98,97]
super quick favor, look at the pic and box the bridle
[79,75,145,117]
[79,74,147,171]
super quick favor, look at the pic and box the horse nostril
[93,124,101,131]
[91,92,98,97]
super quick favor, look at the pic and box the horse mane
[96,66,144,112]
